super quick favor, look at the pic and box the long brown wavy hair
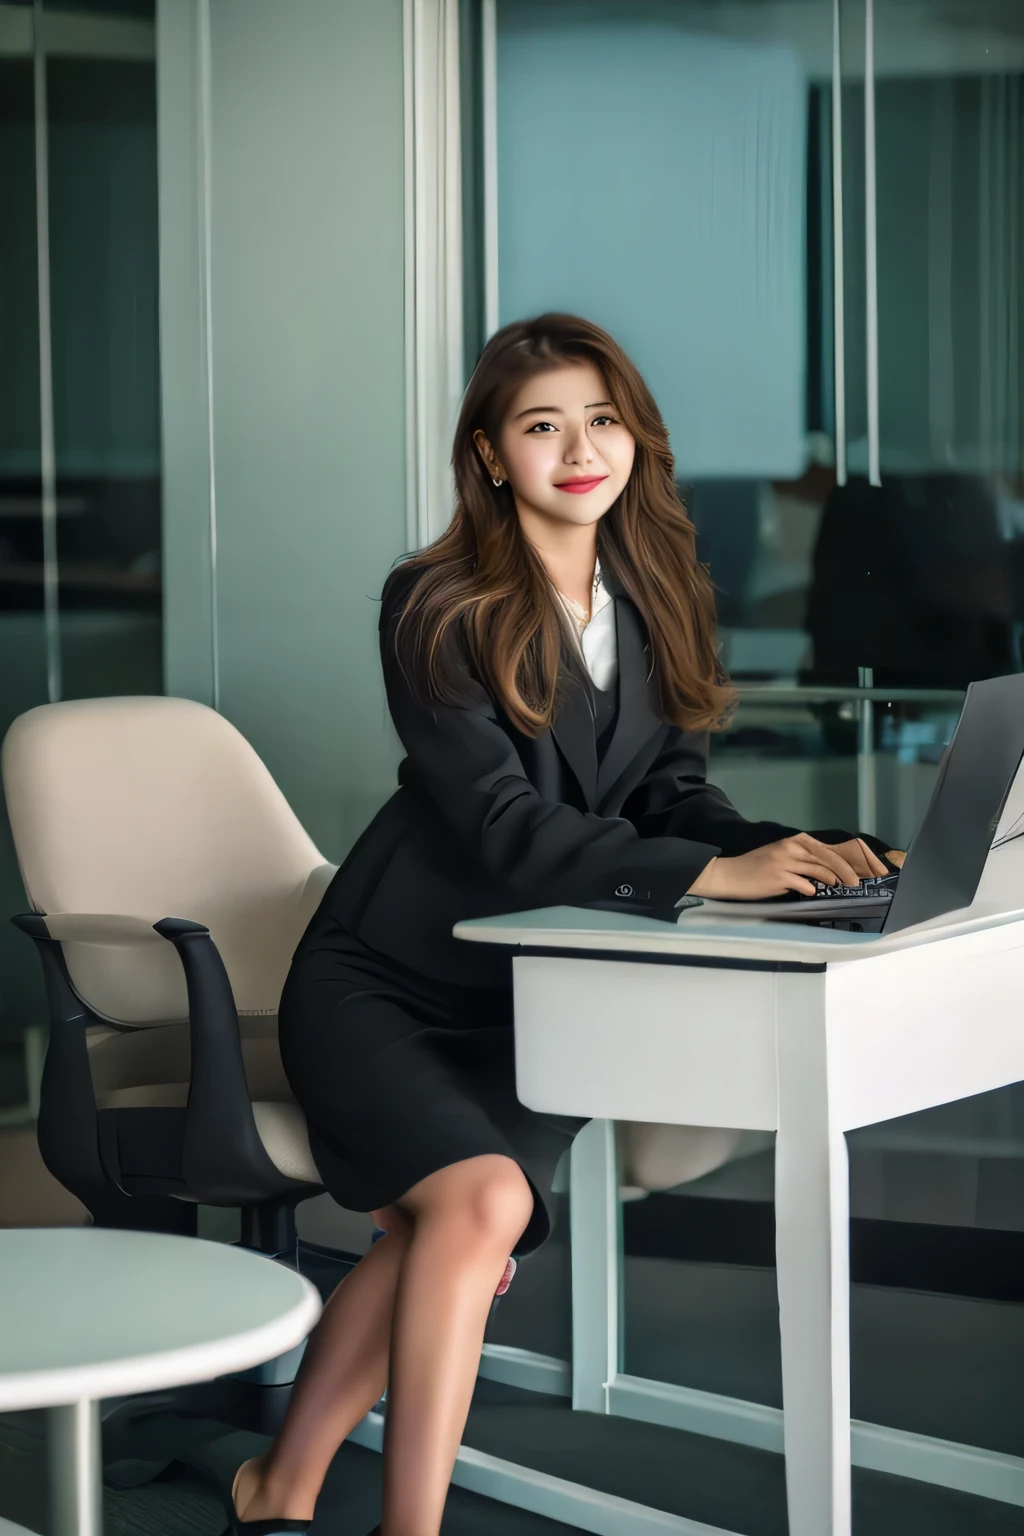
[395,313,735,736]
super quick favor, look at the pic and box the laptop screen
[883,673,1024,933]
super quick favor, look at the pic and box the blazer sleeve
[380,580,720,912]
[622,727,894,860]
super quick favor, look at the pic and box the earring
[491,474,504,487]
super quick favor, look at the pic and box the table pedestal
[48,1401,103,1536]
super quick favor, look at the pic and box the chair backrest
[2,696,336,1025]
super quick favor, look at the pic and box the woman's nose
[564,425,594,465]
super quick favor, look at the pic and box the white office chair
[618,1122,773,1195]
[1,695,339,1246]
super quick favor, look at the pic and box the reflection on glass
[698,3,1024,708]
[0,46,45,637]
[0,0,162,1110]
[692,1,1024,837]
[0,43,48,1110]
[46,1,163,698]
[498,0,820,483]
[803,0,1024,702]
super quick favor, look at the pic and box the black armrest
[15,912,169,946]
[11,912,302,1205]
[11,912,111,1198]
[151,918,287,1201]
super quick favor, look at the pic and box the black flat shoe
[230,1522,310,1535]
[229,1461,311,1535]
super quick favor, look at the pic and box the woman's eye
[525,417,617,432]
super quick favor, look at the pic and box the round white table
[0,1228,322,1536]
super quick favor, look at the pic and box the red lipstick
[554,475,608,494]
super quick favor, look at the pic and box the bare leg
[381,1154,535,1536]
[235,1204,413,1523]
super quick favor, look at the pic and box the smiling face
[473,360,636,539]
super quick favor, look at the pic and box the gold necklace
[559,563,601,632]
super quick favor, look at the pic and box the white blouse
[555,561,618,691]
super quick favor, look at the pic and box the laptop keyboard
[808,873,899,901]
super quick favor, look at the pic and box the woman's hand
[827,838,891,879]
[688,834,888,901]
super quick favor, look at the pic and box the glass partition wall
[707,0,1024,844]
[0,0,161,1116]
[490,0,1024,852]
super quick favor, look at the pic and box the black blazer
[321,565,873,988]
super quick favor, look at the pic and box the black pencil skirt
[277,914,587,1257]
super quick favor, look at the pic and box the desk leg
[570,1118,623,1413]
[48,1400,103,1535]
[775,977,851,1536]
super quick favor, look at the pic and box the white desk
[456,899,1024,1536]
[0,1228,321,1536]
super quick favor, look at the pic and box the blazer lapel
[597,596,664,808]
[550,666,598,808]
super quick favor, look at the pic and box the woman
[230,314,897,1536]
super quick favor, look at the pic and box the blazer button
[615,883,634,898]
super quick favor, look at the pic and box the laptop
[685,673,1024,934]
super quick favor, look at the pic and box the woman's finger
[843,838,887,877]
[863,845,889,877]
[787,859,857,887]
[797,841,861,886]
[836,843,870,876]
[791,834,857,883]
[776,872,816,897]
[779,871,819,896]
